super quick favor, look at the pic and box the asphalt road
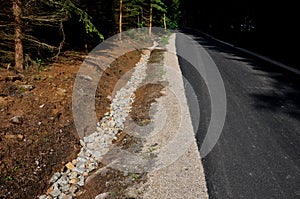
[176,30,300,199]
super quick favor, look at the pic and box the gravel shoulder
[134,34,209,199]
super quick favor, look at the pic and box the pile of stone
[39,51,150,199]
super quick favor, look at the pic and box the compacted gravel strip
[139,33,209,199]
[39,50,151,199]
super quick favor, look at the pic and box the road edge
[139,33,209,199]
[183,27,300,75]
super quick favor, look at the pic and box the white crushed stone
[39,50,152,199]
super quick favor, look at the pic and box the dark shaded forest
[0,0,298,70]
[182,0,299,68]
[0,0,180,71]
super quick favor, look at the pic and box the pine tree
[149,0,166,34]
[164,0,181,29]
[13,0,24,71]
[0,0,104,70]
[119,0,123,37]
[115,0,145,33]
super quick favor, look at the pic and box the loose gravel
[39,50,152,199]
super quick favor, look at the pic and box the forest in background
[182,0,299,68]
[0,0,298,71]
[0,0,180,71]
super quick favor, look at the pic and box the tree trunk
[163,13,166,31]
[119,0,122,40]
[149,1,152,35]
[13,0,24,71]
[141,8,144,27]
[84,29,88,53]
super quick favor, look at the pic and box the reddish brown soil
[0,50,141,199]
[0,52,83,199]
[130,84,165,126]
[95,50,141,121]
[0,48,166,198]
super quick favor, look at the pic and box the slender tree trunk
[13,0,24,71]
[163,13,166,31]
[141,8,143,27]
[56,20,65,58]
[84,30,88,53]
[149,1,152,35]
[84,8,89,52]
[119,0,122,40]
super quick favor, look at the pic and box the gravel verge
[130,33,209,199]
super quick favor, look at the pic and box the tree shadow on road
[181,29,300,122]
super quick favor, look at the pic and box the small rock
[69,171,78,179]
[4,134,23,140]
[65,162,75,171]
[65,169,71,175]
[77,156,87,163]
[10,116,23,124]
[90,150,102,160]
[77,176,84,186]
[59,193,72,199]
[74,190,83,197]
[50,172,61,183]
[57,88,67,96]
[75,161,85,169]
[46,186,53,195]
[71,158,78,165]
[79,140,86,147]
[95,192,110,199]
[69,185,78,194]
[69,178,79,184]
[18,84,34,91]
[60,194,72,199]
[86,161,98,172]
[39,195,52,199]
[74,167,85,174]
[50,185,61,197]
[57,175,68,186]
[60,184,70,192]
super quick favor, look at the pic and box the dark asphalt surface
[176,30,300,199]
